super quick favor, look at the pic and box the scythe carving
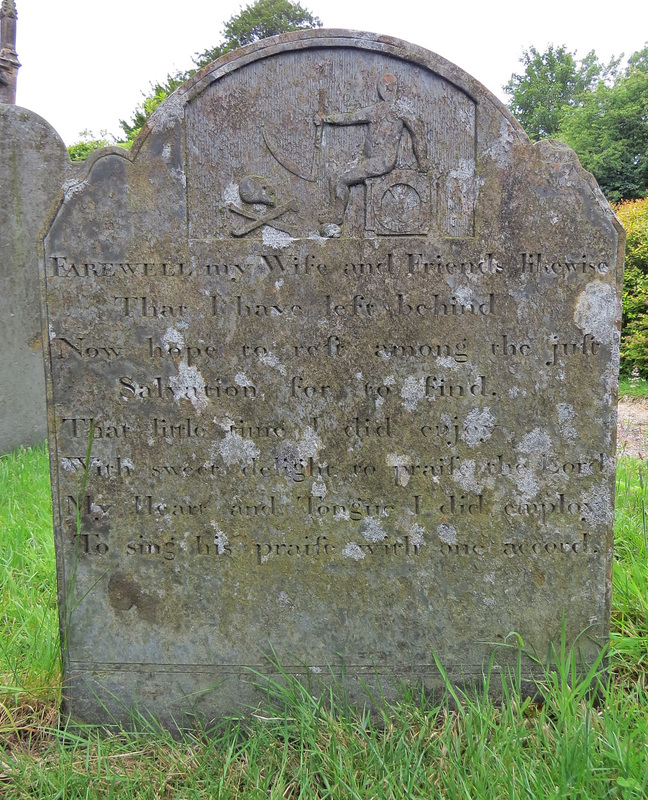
[261,90,326,182]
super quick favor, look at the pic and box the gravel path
[617,398,648,458]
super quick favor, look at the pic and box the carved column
[0,0,20,105]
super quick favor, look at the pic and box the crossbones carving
[229,175,298,237]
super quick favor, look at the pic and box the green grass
[1,445,648,798]
[612,458,648,678]
[0,444,59,702]
[619,377,648,398]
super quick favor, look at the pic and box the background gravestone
[40,30,624,730]
[1,104,75,454]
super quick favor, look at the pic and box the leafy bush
[503,45,606,140]
[506,43,648,202]
[558,59,648,203]
[616,196,648,376]
[67,130,129,162]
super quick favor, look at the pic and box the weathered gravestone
[40,30,624,729]
[1,104,75,454]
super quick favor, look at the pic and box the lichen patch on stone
[409,523,425,547]
[222,182,239,206]
[362,516,387,542]
[454,287,473,306]
[557,403,578,440]
[163,327,185,349]
[437,523,457,545]
[581,486,613,526]
[168,363,208,411]
[400,376,425,411]
[342,542,365,560]
[261,227,295,249]
[574,281,619,346]
[277,591,293,607]
[436,356,458,369]
[453,459,483,493]
[234,372,253,387]
[259,351,287,375]
[210,521,229,554]
[299,426,322,459]
[517,428,551,454]
[486,117,515,167]
[218,432,260,466]
[62,178,89,201]
[462,408,495,447]
[511,468,539,498]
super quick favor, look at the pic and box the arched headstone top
[57,29,618,249]
[175,29,517,120]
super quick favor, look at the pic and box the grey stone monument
[1,104,75,453]
[40,30,624,730]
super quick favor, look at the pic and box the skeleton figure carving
[316,74,429,237]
